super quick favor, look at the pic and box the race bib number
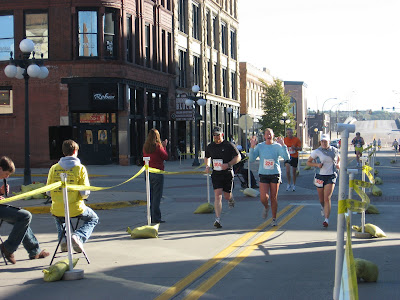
[289,147,296,154]
[213,159,223,171]
[356,144,361,148]
[314,177,324,188]
[263,159,274,170]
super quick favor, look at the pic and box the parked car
[331,139,341,148]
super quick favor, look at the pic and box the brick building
[0,0,175,167]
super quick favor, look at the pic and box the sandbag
[390,160,396,164]
[374,177,383,185]
[354,258,379,282]
[127,224,159,239]
[374,169,379,175]
[243,188,259,197]
[300,162,306,166]
[374,161,380,166]
[304,165,311,170]
[194,203,214,214]
[372,185,382,196]
[43,258,79,282]
[366,204,379,214]
[353,223,386,238]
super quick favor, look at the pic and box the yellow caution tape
[179,153,195,156]
[338,179,371,214]
[0,182,62,204]
[362,145,372,153]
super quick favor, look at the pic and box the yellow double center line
[156,204,304,300]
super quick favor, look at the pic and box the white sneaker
[271,218,277,226]
[262,206,270,219]
[286,184,292,191]
[71,234,84,253]
[292,185,296,191]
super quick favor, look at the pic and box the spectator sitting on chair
[46,140,99,253]
[233,145,258,188]
[0,156,49,264]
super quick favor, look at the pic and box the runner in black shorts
[205,126,241,229]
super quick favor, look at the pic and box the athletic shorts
[284,157,299,168]
[314,173,337,188]
[354,147,363,154]
[211,171,234,193]
[259,174,282,184]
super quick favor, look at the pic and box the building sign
[80,113,109,123]
[175,97,194,121]
[93,92,116,101]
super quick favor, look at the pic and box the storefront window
[0,15,14,61]
[0,89,12,114]
[83,130,93,144]
[78,11,98,57]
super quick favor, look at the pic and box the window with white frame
[192,3,200,40]
[178,0,186,33]
[0,15,14,61]
[193,55,200,86]
[178,50,187,87]
[104,10,117,58]
[222,68,227,97]
[0,88,13,114]
[221,22,227,55]
[230,28,236,60]
[78,10,98,57]
[231,71,236,100]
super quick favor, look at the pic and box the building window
[230,28,236,60]
[213,15,218,50]
[178,50,187,88]
[25,12,48,59]
[178,0,186,33]
[231,71,236,100]
[221,22,227,55]
[168,32,173,73]
[126,14,133,62]
[208,61,212,92]
[222,68,227,97]
[193,55,200,86]
[144,23,151,67]
[134,16,140,64]
[192,3,200,40]
[0,15,14,61]
[78,10,98,57]
[206,10,211,46]
[0,88,12,114]
[104,10,117,58]
[161,30,166,72]
[214,64,218,94]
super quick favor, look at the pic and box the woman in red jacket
[143,129,168,223]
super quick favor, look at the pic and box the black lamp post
[4,39,49,185]
[185,85,206,166]
[280,112,290,135]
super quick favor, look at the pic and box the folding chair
[0,220,8,265]
[50,216,90,265]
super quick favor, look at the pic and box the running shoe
[292,185,296,192]
[214,220,222,228]
[228,198,235,209]
[286,184,292,191]
[271,218,277,226]
[262,206,270,219]
[323,221,329,228]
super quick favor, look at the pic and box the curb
[23,200,147,214]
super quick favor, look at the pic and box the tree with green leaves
[259,78,294,136]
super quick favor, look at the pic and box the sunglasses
[213,133,221,137]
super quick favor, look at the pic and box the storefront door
[79,125,113,164]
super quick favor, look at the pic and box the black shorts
[284,157,299,168]
[259,174,282,184]
[211,171,234,193]
[314,173,337,188]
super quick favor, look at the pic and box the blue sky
[238,0,400,112]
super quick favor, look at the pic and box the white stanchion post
[143,157,151,226]
[60,173,84,281]
[333,123,355,300]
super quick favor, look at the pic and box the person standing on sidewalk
[46,140,99,253]
[143,128,168,224]
[0,156,49,264]
[306,134,340,228]
[284,128,302,191]
[205,126,241,229]
[351,132,365,167]
[249,128,290,226]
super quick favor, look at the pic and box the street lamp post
[4,39,49,185]
[280,112,290,135]
[329,101,348,140]
[321,97,338,113]
[185,85,207,166]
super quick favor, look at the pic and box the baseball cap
[321,134,330,142]
[213,126,223,135]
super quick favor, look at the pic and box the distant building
[284,81,308,147]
